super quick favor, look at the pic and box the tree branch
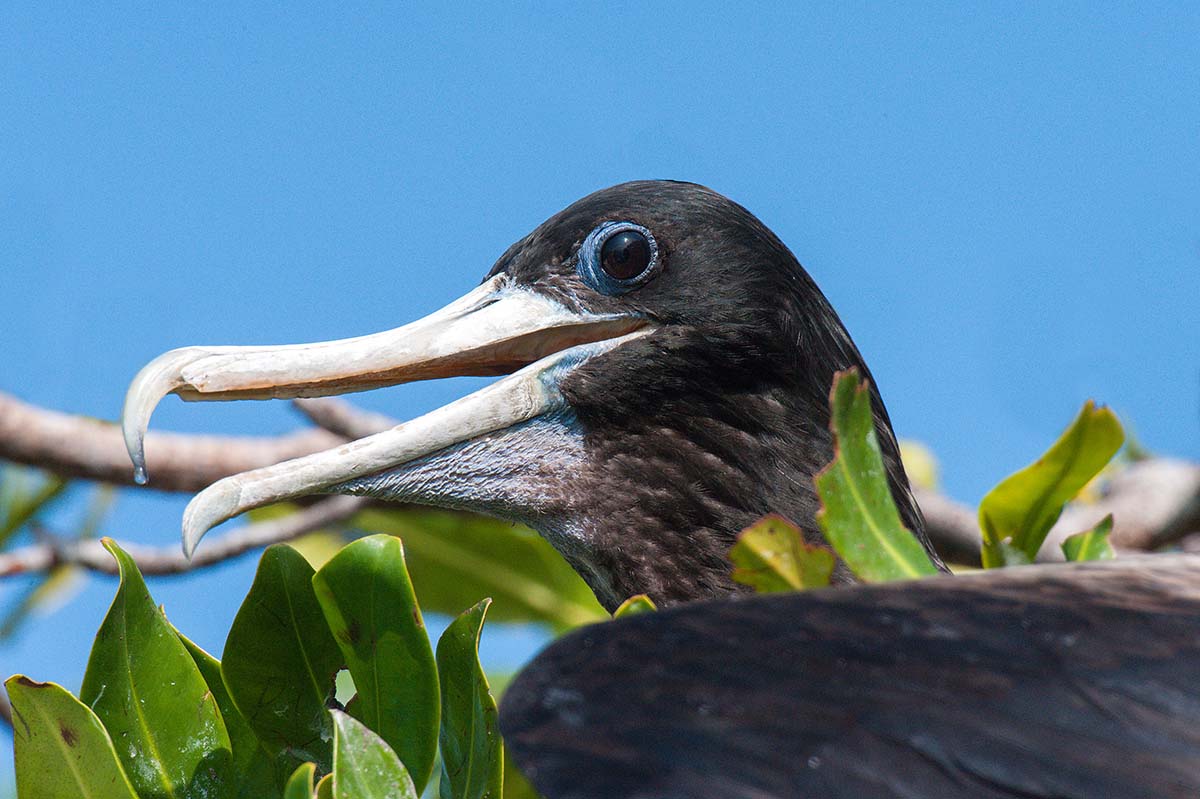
[1148,482,1200,551]
[293,397,397,439]
[2,392,1197,575]
[0,495,366,577]
[913,487,983,566]
[0,390,343,492]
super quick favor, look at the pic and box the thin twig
[0,496,366,577]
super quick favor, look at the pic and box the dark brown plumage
[479,180,945,604]
[501,555,1200,799]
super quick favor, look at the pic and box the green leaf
[1,483,111,641]
[6,676,138,799]
[315,773,334,799]
[350,509,606,631]
[437,600,503,799]
[815,370,940,582]
[178,632,282,798]
[79,540,230,799]
[1061,514,1116,562]
[0,467,67,546]
[502,750,543,799]
[312,535,439,793]
[979,401,1124,567]
[222,544,343,772]
[612,594,657,618]
[331,710,419,799]
[728,515,835,593]
[284,762,317,799]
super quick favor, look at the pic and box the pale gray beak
[122,274,650,556]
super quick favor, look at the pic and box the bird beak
[122,274,649,556]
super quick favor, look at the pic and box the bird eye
[577,221,660,295]
[600,230,651,280]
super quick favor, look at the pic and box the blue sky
[1,2,1198,784]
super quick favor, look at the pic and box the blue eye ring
[577,221,660,295]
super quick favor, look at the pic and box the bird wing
[501,556,1200,799]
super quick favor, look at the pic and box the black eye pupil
[599,230,652,280]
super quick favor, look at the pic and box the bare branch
[1041,459,1200,559]
[913,487,982,566]
[1148,481,1200,551]
[2,391,1198,573]
[0,390,342,492]
[0,496,366,577]
[293,397,395,439]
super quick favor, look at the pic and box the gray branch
[0,390,342,492]
[1,391,1197,576]
[0,495,366,577]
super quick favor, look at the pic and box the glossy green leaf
[979,401,1124,567]
[612,594,657,618]
[815,370,939,582]
[6,676,138,799]
[437,600,503,799]
[315,773,333,799]
[79,540,230,799]
[313,535,439,793]
[1062,514,1116,562]
[331,710,419,799]
[284,762,317,799]
[350,509,606,631]
[729,515,835,593]
[178,632,281,798]
[222,544,343,772]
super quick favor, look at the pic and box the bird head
[123,181,935,608]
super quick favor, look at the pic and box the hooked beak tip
[182,479,241,557]
[122,346,209,483]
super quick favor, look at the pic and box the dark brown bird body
[501,556,1200,799]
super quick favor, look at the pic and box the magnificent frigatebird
[121,181,1199,797]
[122,179,945,608]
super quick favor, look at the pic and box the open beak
[122,274,650,556]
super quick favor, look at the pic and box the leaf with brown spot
[313,535,439,794]
[6,675,138,799]
[730,515,835,593]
